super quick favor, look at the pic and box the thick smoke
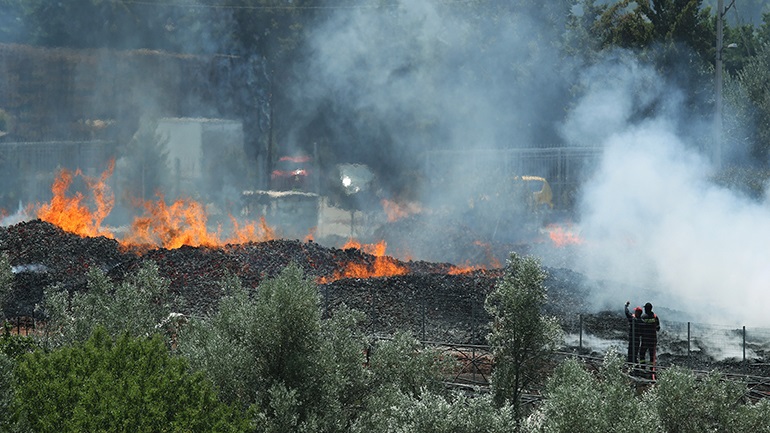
[563,55,769,328]
[291,1,569,199]
[294,1,769,328]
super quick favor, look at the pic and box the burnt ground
[2,219,769,381]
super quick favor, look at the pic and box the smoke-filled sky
[291,1,767,327]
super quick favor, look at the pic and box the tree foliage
[533,352,770,432]
[350,389,518,433]
[736,42,770,160]
[485,252,563,420]
[40,260,173,347]
[177,264,453,432]
[0,351,12,431]
[537,350,659,432]
[11,326,248,433]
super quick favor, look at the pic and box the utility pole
[715,0,736,170]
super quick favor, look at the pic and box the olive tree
[178,263,453,433]
[40,260,173,347]
[178,264,368,432]
[655,366,760,433]
[536,350,660,432]
[485,252,563,422]
[535,354,770,432]
[11,326,248,433]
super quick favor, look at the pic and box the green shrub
[179,264,364,431]
[351,388,518,433]
[655,367,748,433]
[11,326,248,433]
[40,260,173,347]
[485,252,563,419]
[366,331,454,398]
[178,264,454,433]
[537,351,660,432]
[0,322,37,359]
[0,352,13,431]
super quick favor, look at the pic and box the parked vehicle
[270,155,313,191]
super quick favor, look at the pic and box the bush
[537,350,660,432]
[179,264,365,431]
[534,354,770,432]
[350,388,518,433]
[0,352,13,431]
[485,252,563,419]
[178,264,455,433]
[40,260,173,347]
[11,326,248,433]
[655,367,747,433]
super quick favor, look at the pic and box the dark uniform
[624,303,643,364]
[639,302,660,374]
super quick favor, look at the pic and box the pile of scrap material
[1,219,588,344]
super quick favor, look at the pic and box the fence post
[421,291,426,342]
[687,322,691,356]
[743,326,746,364]
[471,300,475,345]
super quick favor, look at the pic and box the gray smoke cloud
[292,1,568,182]
[286,0,573,261]
[294,1,769,328]
[562,55,769,328]
[4,0,768,330]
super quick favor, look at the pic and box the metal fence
[6,308,770,390]
[422,147,604,210]
[567,315,770,363]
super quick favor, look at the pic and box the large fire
[24,165,574,280]
[36,162,115,239]
[322,239,409,281]
[34,165,275,251]
[31,167,422,282]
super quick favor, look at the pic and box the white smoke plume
[296,1,769,328]
[563,55,770,328]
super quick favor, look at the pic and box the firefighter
[624,301,643,364]
[638,302,660,377]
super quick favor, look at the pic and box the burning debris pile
[1,219,590,344]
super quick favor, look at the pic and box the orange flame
[320,239,408,282]
[342,238,388,256]
[123,196,217,249]
[448,263,484,275]
[225,215,276,245]
[547,224,583,247]
[36,162,115,239]
[381,198,422,222]
[35,164,276,250]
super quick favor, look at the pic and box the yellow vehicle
[516,175,554,210]
[467,175,553,213]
